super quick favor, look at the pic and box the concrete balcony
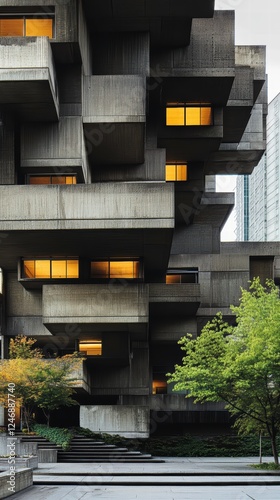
[149,283,201,315]
[0,183,174,274]
[42,284,149,334]
[0,37,58,121]
[83,75,146,165]
[83,0,214,47]
[21,117,91,183]
[68,359,91,394]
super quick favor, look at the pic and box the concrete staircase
[18,433,164,463]
[57,436,164,463]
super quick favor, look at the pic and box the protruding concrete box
[0,37,58,121]
[149,284,201,316]
[21,117,91,183]
[83,75,146,165]
[42,284,149,334]
[80,405,149,438]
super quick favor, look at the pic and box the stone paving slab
[9,484,280,500]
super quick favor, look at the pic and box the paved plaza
[9,457,280,500]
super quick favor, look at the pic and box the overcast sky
[215,0,280,240]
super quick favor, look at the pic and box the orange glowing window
[28,176,77,185]
[166,268,199,284]
[166,105,212,126]
[0,16,53,38]
[91,259,140,279]
[25,18,53,37]
[152,380,167,395]
[165,164,187,182]
[79,341,102,356]
[0,19,24,36]
[22,258,79,279]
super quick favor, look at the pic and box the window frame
[26,174,77,185]
[90,258,143,282]
[0,11,55,39]
[165,164,188,182]
[166,267,199,284]
[20,257,80,281]
[166,104,213,127]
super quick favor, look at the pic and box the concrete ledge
[0,468,33,499]
[38,449,57,464]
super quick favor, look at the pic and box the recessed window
[79,340,102,356]
[0,16,53,38]
[22,258,79,279]
[166,105,212,126]
[165,164,187,182]
[152,378,167,395]
[91,259,141,280]
[166,268,199,284]
[28,175,77,185]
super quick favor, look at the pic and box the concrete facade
[0,0,270,436]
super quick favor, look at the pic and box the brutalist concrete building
[0,0,274,436]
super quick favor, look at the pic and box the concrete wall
[0,406,4,427]
[0,111,15,185]
[43,284,149,327]
[0,183,174,231]
[83,76,146,122]
[6,273,49,337]
[21,117,91,183]
[92,33,149,76]
[0,468,32,499]
[80,405,149,438]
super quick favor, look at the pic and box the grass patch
[251,462,280,470]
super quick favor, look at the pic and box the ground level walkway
[11,457,280,499]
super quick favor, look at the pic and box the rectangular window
[0,16,53,38]
[166,105,212,126]
[91,259,141,280]
[22,258,79,279]
[79,340,102,356]
[28,175,77,185]
[152,376,167,395]
[166,268,199,284]
[165,164,187,182]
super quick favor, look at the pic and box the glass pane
[165,165,176,181]
[52,260,67,278]
[166,107,185,126]
[176,164,187,181]
[133,261,140,278]
[23,260,35,278]
[35,260,50,278]
[0,19,24,36]
[67,260,79,278]
[25,18,53,38]
[79,341,102,356]
[52,176,66,185]
[186,107,200,125]
[201,107,212,125]
[110,261,135,278]
[65,176,77,184]
[152,380,167,395]
[28,176,51,185]
[91,261,109,278]
[166,274,181,284]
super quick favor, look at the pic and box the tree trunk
[270,432,279,465]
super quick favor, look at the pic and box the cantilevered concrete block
[0,37,58,121]
[21,117,90,183]
[83,75,146,165]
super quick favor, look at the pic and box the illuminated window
[0,16,53,38]
[79,340,102,356]
[91,259,141,279]
[22,258,79,279]
[166,105,212,126]
[28,176,77,185]
[152,378,167,395]
[165,164,187,182]
[166,268,199,284]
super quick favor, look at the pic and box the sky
[215,0,280,240]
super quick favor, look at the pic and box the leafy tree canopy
[168,278,280,464]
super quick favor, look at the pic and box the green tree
[0,335,80,430]
[168,278,280,465]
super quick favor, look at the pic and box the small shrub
[33,424,74,450]
[251,462,280,470]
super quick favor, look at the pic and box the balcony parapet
[0,37,58,121]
